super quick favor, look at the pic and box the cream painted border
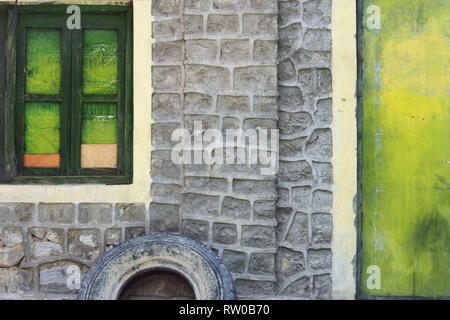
[0,0,152,203]
[331,0,358,299]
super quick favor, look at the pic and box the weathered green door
[360,0,450,297]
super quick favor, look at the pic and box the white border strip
[331,0,358,299]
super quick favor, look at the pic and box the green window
[0,5,133,184]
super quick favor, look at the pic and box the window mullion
[61,23,72,176]
[70,28,82,176]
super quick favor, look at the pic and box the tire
[77,233,236,300]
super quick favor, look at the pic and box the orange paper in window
[81,144,117,169]
[24,154,60,168]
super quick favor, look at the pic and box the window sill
[0,175,132,185]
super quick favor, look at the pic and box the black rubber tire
[77,233,236,300]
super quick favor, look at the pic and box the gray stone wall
[0,203,148,298]
[276,0,332,299]
[0,0,333,300]
[152,0,279,299]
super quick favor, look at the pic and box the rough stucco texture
[0,0,332,300]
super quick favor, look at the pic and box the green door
[360,0,450,298]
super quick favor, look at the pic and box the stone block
[152,19,182,38]
[105,228,121,252]
[308,249,332,272]
[152,66,182,91]
[150,203,180,232]
[38,203,74,224]
[182,219,209,242]
[184,177,228,193]
[151,150,181,182]
[303,29,331,51]
[213,0,246,11]
[253,40,277,63]
[207,15,239,34]
[278,111,313,137]
[184,15,204,35]
[152,0,180,16]
[253,200,276,221]
[186,39,217,63]
[221,250,246,273]
[221,197,251,219]
[78,203,113,225]
[234,66,277,93]
[39,261,88,294]
[152,40,183,64]
[152,93,182,121]
[285,212,308,246]
[152,122,181,149]
[125,227,146,240]
[221,39,250,63]
[185,64,230,91]
[68,229,101,261]
[185,193,219,217]
[116,204,146,223]
[29,228,64,260]
[312,190,332,212]
[0,204,33,223]
[242,14,277,35]
[241,225,275,248]
[248,253,275,275]
[276,247,305,279]
[235,279,275,296]
[305,129,332,160]
[291,186,312,209]
[212,223,237,244]
[185,92,213,113]
[278,160,313,183]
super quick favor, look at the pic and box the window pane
[24,102,60,168]
[81,103,117,168]
[82,30,119,95]
[81,103,118,144]
[26,29,61,95]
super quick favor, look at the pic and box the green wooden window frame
[0,10,7,180]
[0,5,133,184]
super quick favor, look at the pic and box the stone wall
[276,0,332,299]
[0,203,148,298]
[151,0,279,299]
[0,0,333,300]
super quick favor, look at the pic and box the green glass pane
[82,103,117,117]
[24,102,60,154]
[26,29,61,95]
[82,30,119,95]
[81,103,118,144]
